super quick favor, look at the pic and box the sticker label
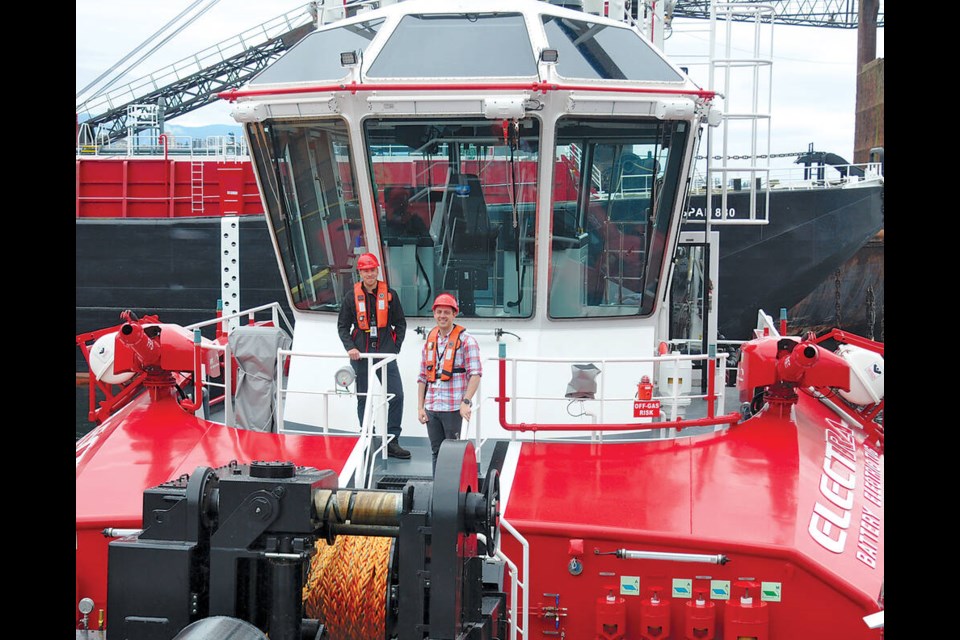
[672,578,692,599]
[634,400,661,418]
[761,582,782,602]
[710,580,730,600]
[620,576,640,596]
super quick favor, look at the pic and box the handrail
[75,132,249,159]
[359,353,398,487]
[173,301,400,489]
[178,329,206,412]
[186,301,294,337]
[187,339,396,489]
[489,346,741,436]
[221,80,716,102]
[271,348,396,489]
[498,518,529,640]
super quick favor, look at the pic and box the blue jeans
[352,358,404,439]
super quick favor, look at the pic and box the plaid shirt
[418,328,482,412]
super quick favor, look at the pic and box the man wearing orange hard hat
[337,252,410,459]
[416,292,482,474]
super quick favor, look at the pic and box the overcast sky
[76,0,884,166]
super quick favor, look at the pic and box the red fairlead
[596,586,626,640]
[724,581,769,640]
[639,585,670,640]
[684,588,716,640]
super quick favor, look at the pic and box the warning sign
[633,400,661,418]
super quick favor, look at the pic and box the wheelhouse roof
[247,0,693,89]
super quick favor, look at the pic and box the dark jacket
[337,282,407,354]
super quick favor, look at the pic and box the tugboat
[75,1,884,638]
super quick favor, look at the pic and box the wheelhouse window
[247,119,362,312]
[541,15,684,82]
[549,118,688,318]
[366,13,536,78]
[363,117,540,318]
[249,19,384,85]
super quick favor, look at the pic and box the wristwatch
[461,398,472,406]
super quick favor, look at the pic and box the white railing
[185,302,293,426]
[185,305,736,458]
[689,158,884,195]
[275,350,397,489]
[76,132,248,159]
[480,518,529,640]
[185,301,293,335]
[182,305,398,490]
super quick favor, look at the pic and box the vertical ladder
[705,1,774,225]
[191,160,205,214]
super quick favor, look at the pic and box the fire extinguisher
[596,586,627,640]
[639,586,670,639]
[638,375,654,401]
[723,581,769,640]
[684,588,716,639]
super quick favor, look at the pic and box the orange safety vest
[354,281,390,331]
[425,324,466,382]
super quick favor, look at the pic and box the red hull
[76,381,883,638]
[500,390,883,639]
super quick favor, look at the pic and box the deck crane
[76,1,321,145]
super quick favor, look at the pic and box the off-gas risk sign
[634,400,661,417]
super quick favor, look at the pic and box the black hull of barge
[682,183,883,340]
[76,216,292,371]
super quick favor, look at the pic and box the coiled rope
[302,535,393,639]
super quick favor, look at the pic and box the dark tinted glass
[542,16,683,82]
[251,20,384,85]
[367,13,536,78]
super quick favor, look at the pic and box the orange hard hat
[357,252,380,270]
[432,293,459,313]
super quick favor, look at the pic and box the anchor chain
[833,269,843,329]
[695,151,807,161]
[865,286,876,341]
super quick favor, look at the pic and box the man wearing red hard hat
[416,292,482,474]
[337,252,410,458]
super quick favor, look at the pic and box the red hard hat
[432,293,459,313]
[356,252,380,270]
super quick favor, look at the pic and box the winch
[106,439,504,640]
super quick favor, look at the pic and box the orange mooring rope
[302,535,392,639]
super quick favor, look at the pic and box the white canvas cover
[228,326,292,432]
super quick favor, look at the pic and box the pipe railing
[179,302,403,488]
[488,345,741,438]
[498,518,529,640]
[185,301,293,336]
[181,302,292,425]
[274,349,397,489]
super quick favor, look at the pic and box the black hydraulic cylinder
[268,553,303,640]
